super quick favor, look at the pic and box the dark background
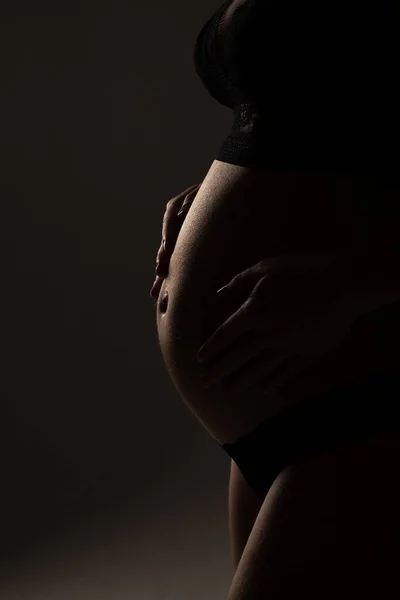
[0,1,233,596]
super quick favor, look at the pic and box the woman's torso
[156,161,400,445]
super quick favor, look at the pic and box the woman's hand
[197,254,357,395]
[150,183,201,301]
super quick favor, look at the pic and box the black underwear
[220,369,400,496]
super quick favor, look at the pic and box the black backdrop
[0,1,232,597]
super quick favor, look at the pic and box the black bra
[193,0,400,174]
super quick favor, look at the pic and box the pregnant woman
[151,2,400,598]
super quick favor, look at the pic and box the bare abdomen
[156,162,400,445]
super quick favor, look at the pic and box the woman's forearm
[322,248,400,321]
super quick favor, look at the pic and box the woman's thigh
[227,428,400,600]
[155,161,346,444]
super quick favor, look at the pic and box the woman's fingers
[156,184,201,278]
[155,241,168,278]
[161,184,200,253]
[178,188,199,216]
[151,183,201,300]
[150,275,164,300]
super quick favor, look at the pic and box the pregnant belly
[156,162,400,445]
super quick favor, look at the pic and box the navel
[159,289,169,314]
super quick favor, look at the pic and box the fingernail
[159,290,169,313]
[162,239,167,251]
